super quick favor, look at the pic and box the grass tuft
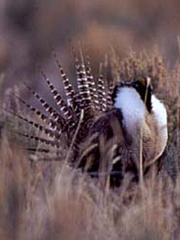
[0,50,180,239]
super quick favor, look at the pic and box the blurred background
[0,0,180,93]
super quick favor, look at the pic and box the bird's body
[76,77,168,186]
[114,84,168,167]
[11,51,168,187]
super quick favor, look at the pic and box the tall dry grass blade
[60,109,84,176]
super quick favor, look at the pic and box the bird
[113,76,168,167]
[111,76,168,184]
[9,49,168,187]
[76,75,168,186]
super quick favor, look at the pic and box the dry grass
[0,50,180,240]
[0,138,180,240]
[1,1,180,238]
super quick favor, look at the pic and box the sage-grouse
[12,51,168,187]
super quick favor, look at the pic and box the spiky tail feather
[97,63,108,112]
[53,52,76,108]
[14,94,65,133]
[40,70,73,120]
[8,109,62,140]
[85,55,100,111]
[72,46,94,109]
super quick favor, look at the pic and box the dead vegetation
[0,137,180,240]
[0,50,180,240]
[0,1,180,238]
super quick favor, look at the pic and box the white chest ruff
[114,87,146,135]
[114,86,168,162]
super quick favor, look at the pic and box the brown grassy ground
[0,134,180,240]
[0,50,180,240]
[1,1,180,239]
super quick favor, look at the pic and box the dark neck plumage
[137,85,152,113]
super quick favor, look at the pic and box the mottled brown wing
[76,108,133,187]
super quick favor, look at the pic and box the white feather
[151,95,168,158]
[151,95,167,129]
[114,87,146,135]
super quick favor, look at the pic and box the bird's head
[112,76,153,113]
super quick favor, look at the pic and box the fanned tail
[8,47,117,171]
